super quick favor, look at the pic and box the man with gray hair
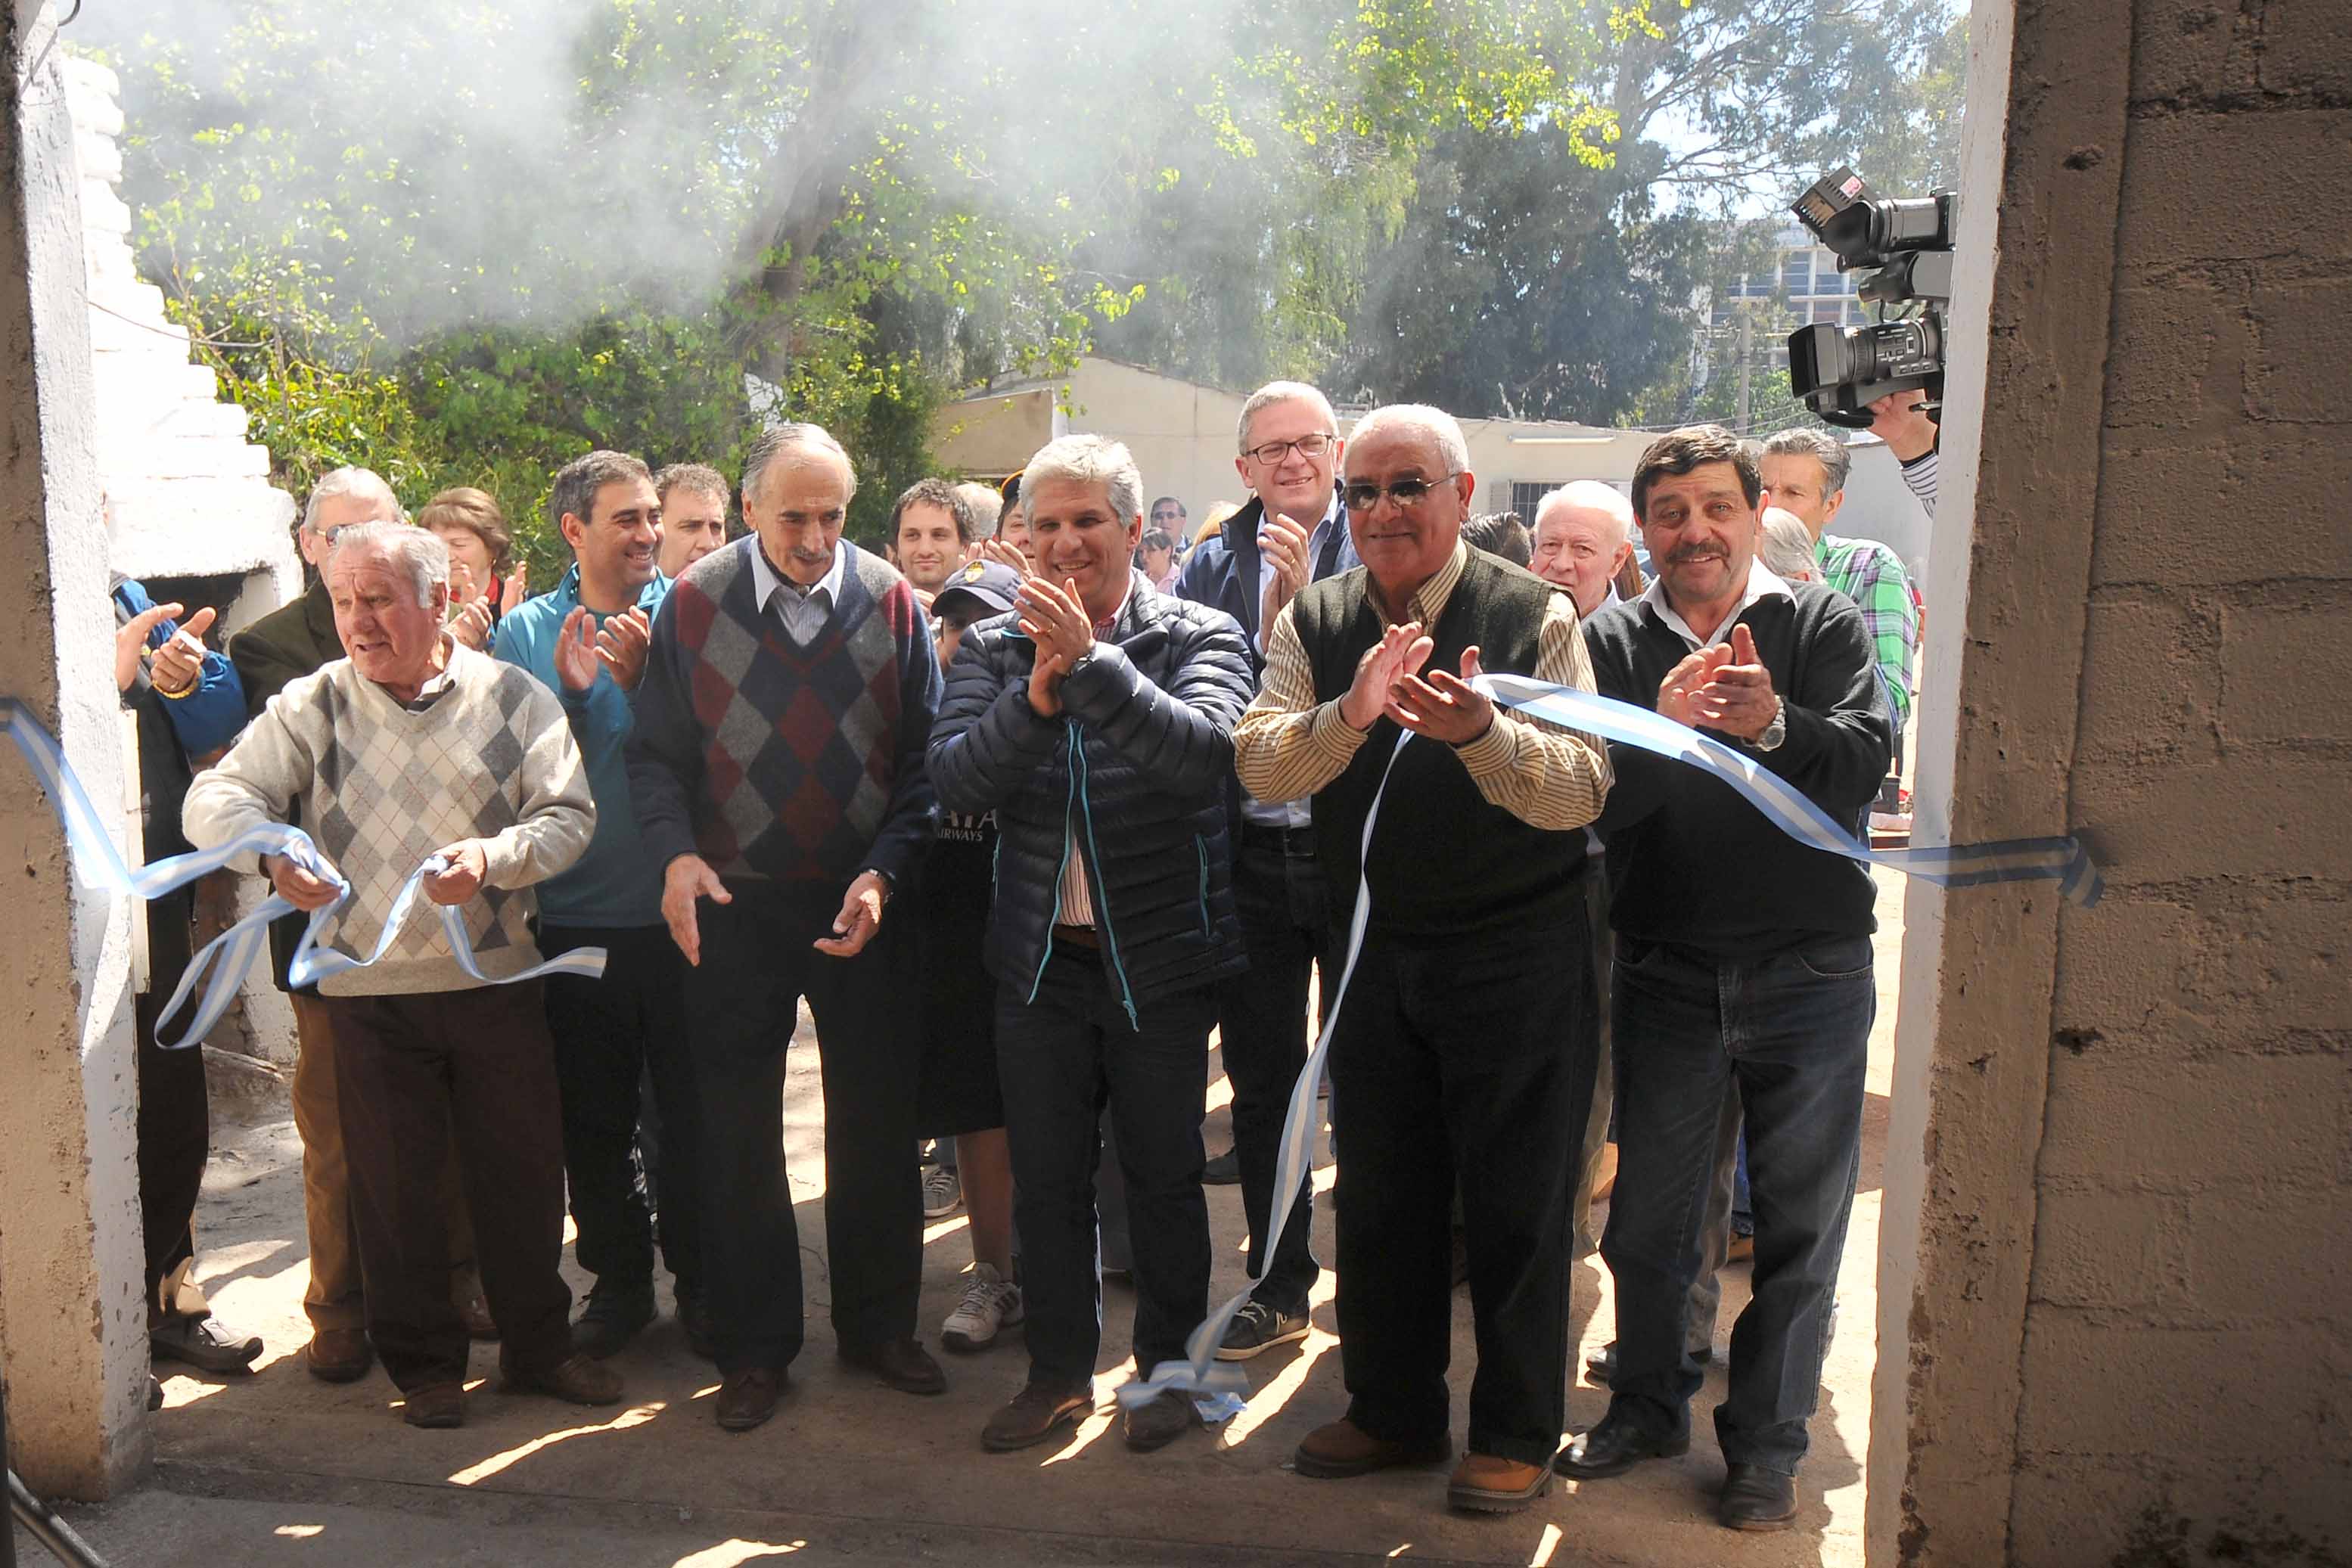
[1757,427,1916,732]
[928,433,1254,1455]
[228,469,498,1381]
[629,421,944,1433]
[1173,379,1357,1364]
[187,522,615,1428]
[1531,481,1636,620]
[1758,508,1822,584]
[1235,403,1611,1514]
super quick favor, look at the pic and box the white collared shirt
[1637,557,1794,652]
[747,537,847,643]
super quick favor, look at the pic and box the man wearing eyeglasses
[1233,404,1611,1514]
[1173,380,1356,1365]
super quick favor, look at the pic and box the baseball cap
[932,558,1021,620]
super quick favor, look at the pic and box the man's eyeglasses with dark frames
[1341,473,1464,514]
[1242,432,1337,467]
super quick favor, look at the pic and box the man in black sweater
[1235,405,1611,1516]
[1563,425,1892,1532]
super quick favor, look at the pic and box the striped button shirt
[1816,533,1918,726]
[1232,541,1611,831]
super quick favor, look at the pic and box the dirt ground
[17,869,1905,1568]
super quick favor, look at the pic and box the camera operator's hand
[1869,392,1939,462]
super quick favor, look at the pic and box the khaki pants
[290,992,480,1334]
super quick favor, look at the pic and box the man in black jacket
[1234,404,1611,1517]
[1562,425,1893,1532]
[1173,379,1356,1358]
[928,433,1254,1457]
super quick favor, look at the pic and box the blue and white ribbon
[1124,677,2101,1415]
[3,698,604,1051]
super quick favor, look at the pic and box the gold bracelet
[157,673,198,700]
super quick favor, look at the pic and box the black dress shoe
[1719,1464,1797,1530]
[571,1283,656,1360]
[1122,1388,1201,1452]
[840,1337,946,1396]
[1553,1413,1691,1479]
[1201,1148,1241,1185]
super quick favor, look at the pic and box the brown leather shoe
[1122,1388,1200,1452]
[1294,1417,1453,1479]
[839,1337,946,1396]
[400,1381,466,1428]
[499,1352,623,1407]
[980,1380,1093,1452]
[1447,1452,1555,1514]
[304,1328,374,1383]
[716,1367,784,1433]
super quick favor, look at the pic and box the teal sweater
[493,564,671,927]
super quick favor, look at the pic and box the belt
[1237,821,1316,855]
[1052,924,1103,950]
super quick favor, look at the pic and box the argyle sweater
[182,642,595,996]
[627,536,940,890]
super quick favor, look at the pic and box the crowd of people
[114,376,1930,1532]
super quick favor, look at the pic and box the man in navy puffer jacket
[928,434,1253,1458]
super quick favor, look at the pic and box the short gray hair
[326,520,448,608]
[1759,508,1819,580]
[302,466,405,533]
[952,481,1004,536]
[1534,480,1635,547]
[1761,427,1853,497]
[1348,404,1471,477]
[1021,434,1143,525]
[1236,380,1338,454]
[741,422,857,508]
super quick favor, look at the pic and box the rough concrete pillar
[0,0,153,1500]
[1873,0,2352,1563]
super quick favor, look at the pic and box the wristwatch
[1751,697,1787,753]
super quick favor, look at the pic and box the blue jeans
[1600,933,1873,1475]
[994,952,1215,1388]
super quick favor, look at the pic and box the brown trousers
[290,993,480,1333]
[309,985,572,1389]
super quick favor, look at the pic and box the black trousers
[541,924,705,1296]
[325,984,573,1389]
[1213,832,1329,1314]
[684,883,922,1374]
[1328,910,1592,1468]
[995,949,1216,1387]
[135,986,210,1323]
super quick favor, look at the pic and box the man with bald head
[629,422,944,1433]
[1235,405,1611,1514]
[1531,481,1637,620]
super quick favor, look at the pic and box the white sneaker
[940,1262,1023,1353]
[921,1163,964,1219]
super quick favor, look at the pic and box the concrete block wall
[2008,0,2352,1560]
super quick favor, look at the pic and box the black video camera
[1785,168,1956,430]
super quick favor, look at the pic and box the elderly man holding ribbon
[1232,403,1611,1516]
[1563,425,1893,1532]
[185,521,619,1430]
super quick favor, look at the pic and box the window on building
[1782,253,1813,294]
[1509,481,1552,519]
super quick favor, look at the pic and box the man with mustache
[1233,404,1611,1516]
[1564,425,1893,1532]
[493,451,709,1361]
[927,433,1254,1455]
[628,422,943,1432]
